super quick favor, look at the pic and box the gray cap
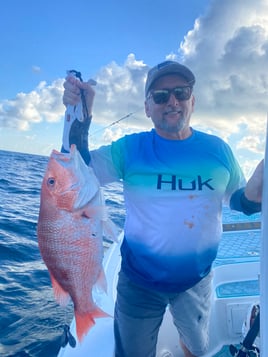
[145,60,195,96]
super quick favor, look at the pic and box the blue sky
[1,0,268,176]
[0,0,205,98]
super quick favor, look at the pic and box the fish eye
[47,177,56,187]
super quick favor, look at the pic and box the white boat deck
[207,224,260,356]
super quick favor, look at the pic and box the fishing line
[89,108,144,138]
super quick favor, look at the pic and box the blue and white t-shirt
[90,129,245,292]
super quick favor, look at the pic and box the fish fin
[81,203,118,242]
[98,191,119,242]
[102,217,119,242]
[75,307,110,341]
[50,274,70,306]
[95,267,108,293]
[81,205,103,219]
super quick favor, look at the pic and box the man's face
[145,74,195,140]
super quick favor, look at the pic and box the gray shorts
[114,270,212,357]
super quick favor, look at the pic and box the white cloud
[94,54,147,117]
[32,65,41,73]
[0,79,65,131]
[237,135,262,153]
[175,0,268,172]
[179,0,268,118]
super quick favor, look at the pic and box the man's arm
[230,160,263,215]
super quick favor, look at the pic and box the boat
[57,209,262,357]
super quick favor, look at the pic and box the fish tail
[75,307,111,341]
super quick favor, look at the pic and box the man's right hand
[63,75,96,116]
[61,75,96,165]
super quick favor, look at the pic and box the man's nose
[167,93,179,105]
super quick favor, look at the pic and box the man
[62,61,263,357]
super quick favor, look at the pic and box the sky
[1,0,268,177]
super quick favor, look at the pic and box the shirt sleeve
[230,187,262,215]
[90,141,123,185]
[218,140,246,204]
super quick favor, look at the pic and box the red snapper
[37,145,117,342]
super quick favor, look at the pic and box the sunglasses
[148,86,193,104]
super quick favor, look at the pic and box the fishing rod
[67,70,144,139]
[260,114,268,353]
[89,109,143,138]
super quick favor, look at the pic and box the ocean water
[0,150,125,357]
[0,149,261,357]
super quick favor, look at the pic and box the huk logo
[157,174,214,191]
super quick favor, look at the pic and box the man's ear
[191,95,195,112]
[144,99,151,118]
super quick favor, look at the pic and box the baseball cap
[145,60,195,96]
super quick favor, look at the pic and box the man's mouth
[164,110,182,116]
